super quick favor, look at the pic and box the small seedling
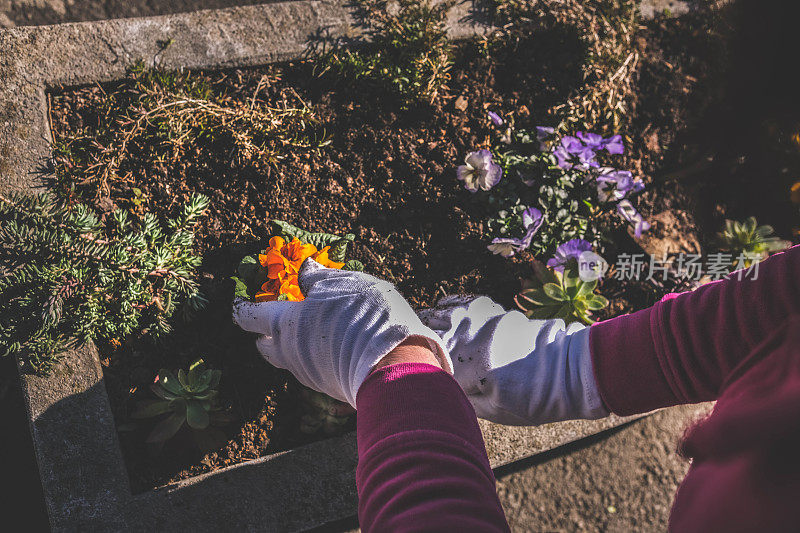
[299,388,355,436]
[515,259,608,325]
[319,0,455,106]
[718,217,790,266]
[132,358,229,447]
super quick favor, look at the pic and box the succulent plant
[718,217,791,266]
[515,259,608,325]
[299,388,355,436]
[132,358,228,445]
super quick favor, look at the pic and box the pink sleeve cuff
[589,303,680,415]
[356,363,486,454]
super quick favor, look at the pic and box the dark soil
[44,2,799,492]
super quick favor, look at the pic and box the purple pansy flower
[576,131,625,155]
[617,199,651,238]
[487,237,519,258]
[488,207,544,257]
[596,168,634,202]
[547,238,593,271]
[457,149,503,192]
[554,136,598,170]
[488,111,504,126]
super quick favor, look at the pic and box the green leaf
[237,254,259,277]
[209,369,222,389]
[231,276,250,300]
[328,235,355,262]
[563,265,581,288]
[233,255,266,300]
[344,260,364,271]
[177,369,190,390]
[543,283,565,301]
[146,411,185,443]
[516,288,549,307]
[575,280,597,298]
[586,295,609,311]
[186,401,210,429]
[188,359,206,382]
[270,220,349,251]
[158,370,183,395]
[526,306,560,320]
[131,399,173,419]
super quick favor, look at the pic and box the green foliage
[515,259,608,325]
[231,221,364,301]
[318,0,454,106]
[299,387,354,435]
[717,217,791,266]
[0,192,209,373]
[132,358,228,445]
[486,128,606,258]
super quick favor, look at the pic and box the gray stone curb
[1,1,647,530]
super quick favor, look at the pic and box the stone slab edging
[1,1,648,530]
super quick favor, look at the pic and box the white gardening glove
[232,259,452,407]
[419,296,609,426]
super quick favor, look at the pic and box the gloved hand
[419,295,609,426]
[232,259,452,407]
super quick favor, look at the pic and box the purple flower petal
[602,134,625,155]
[522,207,543,231]
[487,238,519,258]
[552,145,573,169]
[548,238,593,271]
[536,126,555,140]
[561,136,585,155]
[577,131,604,150]
[459,150,503,192]
[617,199,650,238]
[488,111,504,126]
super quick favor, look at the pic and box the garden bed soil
[47,3,798,492]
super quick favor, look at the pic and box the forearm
[355,363,509,532]
[590,244,800,415]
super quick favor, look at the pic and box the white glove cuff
[572,327,610,420]
[349,324,453,407]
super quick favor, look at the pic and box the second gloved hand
[419,296,609,426]
[233,259,452,407]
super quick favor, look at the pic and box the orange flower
[254,236,346,302]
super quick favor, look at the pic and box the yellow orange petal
[312,246,345,269]
[285,237,318,263]
[268,236,286,251]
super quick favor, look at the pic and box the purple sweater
[356,245,800,532]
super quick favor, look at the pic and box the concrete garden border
[0,1,659,529]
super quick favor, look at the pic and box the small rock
[454,95,469,112]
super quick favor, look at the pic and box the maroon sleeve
[355,363,510,532]
[589,244,800,415]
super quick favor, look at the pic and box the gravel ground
[495,404,712,532]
